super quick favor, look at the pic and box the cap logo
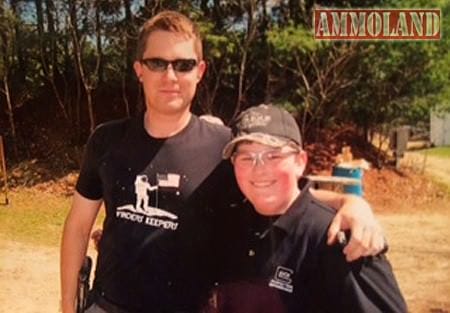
[238,111,271,129]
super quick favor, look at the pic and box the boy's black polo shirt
[215,179,407,313]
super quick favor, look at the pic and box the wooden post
[0,135,9,205]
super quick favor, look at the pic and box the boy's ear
[295,151,308,177]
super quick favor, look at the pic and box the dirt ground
[0,239,61,313]
[362,160,450,313]
[0,165,449,313]
[402,151,450,186]
[0,237,97,313]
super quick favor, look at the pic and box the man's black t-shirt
[76,114,244,312]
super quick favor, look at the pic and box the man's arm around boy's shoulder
[317,243,408,313]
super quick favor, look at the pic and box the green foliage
[273,100,300,115]
[430,2,450,112]
[200,21,238,59]
[267,24,320,57]
[346,0,450,133]
[0,7,17,75]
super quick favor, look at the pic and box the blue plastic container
[332,166,364,196]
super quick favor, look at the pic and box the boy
[217,104,407,313]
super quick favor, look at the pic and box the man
[61,11,384,313]
[211,104,407,312]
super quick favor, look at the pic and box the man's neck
[144,109,192,138]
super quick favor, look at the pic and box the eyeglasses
[231,149,299,168]
[140,58,198,73]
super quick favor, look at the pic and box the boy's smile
[233,142,306,216]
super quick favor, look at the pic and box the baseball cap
[223,104,302,159]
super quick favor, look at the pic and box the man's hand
[91,229,103,251]
[327,195,386,261]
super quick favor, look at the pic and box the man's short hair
[136,10,203,61]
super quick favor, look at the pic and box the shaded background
[0,0,449,179]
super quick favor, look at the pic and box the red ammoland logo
[314,8,441,40]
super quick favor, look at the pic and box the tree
[267,23,360,140]
[68,0,104,133]
[233,0,259,119]
[121,0,135,116]
[0,1,29,157]
[35,0,70,121]
[347,0,450,142]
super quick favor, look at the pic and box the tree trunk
[261,0,272,103]
[35,0,69,120]
[46,0,57,76]
[233,0,257,120]
[122,0,133,116]
[9,0,26,84]
[2,75,19,157]
[69,0,100,133]
[0,2,18,157]
[68,1,83,137]
[86,88,95,133]
[95,2,104,85]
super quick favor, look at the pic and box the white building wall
[430,111,450,146]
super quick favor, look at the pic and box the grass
[0,188,71,246]
[0,188,105,247]
[421,146,450,158]
[431,178,450,196]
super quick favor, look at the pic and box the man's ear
[295,151,308,178]
[196,60,206,82]
[133,61,143,82]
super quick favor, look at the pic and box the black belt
[95,293,133,313]
[94,291,199,313]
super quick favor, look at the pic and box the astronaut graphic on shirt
[135,175,158,213]
[116,174,179,223]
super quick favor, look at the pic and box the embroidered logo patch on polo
[269,266,294,293]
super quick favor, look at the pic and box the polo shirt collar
[258,178,314,238]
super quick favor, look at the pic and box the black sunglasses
[140,58,198,73]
